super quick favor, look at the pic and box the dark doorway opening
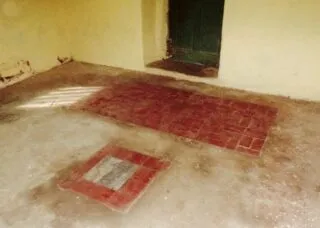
[147,0,224,77]
[168,0,225,68]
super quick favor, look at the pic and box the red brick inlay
[77,82,278,156]
[58,145,170,212]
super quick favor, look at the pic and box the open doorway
[147,0,225,77]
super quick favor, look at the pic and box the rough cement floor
[0,62,320,228]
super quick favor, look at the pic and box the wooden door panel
[169,0,197,49]
[169,0,224,66]
[193,0,224,53]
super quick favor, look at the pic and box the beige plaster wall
[0,0,70,73]
[144,0,320,100]
[2,0,319,100]
[69,0,145,71]
[219,0,320,100]
[142,0,168,65]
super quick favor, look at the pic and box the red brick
[69,180,115,202]
[122,179,148,196]
[210,139,227,147]
[127,151,150,165]
[239,117,251,128]
[168,116,204,139]
[239,136,254,148]
[188,94,221,106]
[99,188,114,200]
[107,193,132,208]
[207,133,228,147]
[222,99,234,106]
[225,138,239,150]
[168,124,190,137]
[232,101,249,110]
[144,157,170,170]
[200,121,224,134]
[111,147,133,160]
[244,128,267,139]
[267,108,278,118]
[251,138,265,151]
[132,167,157,183]
[224,124,246,134]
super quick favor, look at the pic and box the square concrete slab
[58,145,170,213]
[84,156,139,191]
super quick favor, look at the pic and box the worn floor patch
[76,82,278,156]
[58,145,170,213]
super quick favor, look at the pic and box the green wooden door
[169,0,224,66]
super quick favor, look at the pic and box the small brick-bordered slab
[58,145,170,213]
[76,82,278,156]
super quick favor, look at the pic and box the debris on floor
[0,59,34,88]
[57,56,73,65]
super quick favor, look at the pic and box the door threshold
[147,59,218,78]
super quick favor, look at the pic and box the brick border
[58,145,170,212]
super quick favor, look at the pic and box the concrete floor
[0,62,320,228]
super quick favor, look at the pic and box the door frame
[142,0,225,68]
[167,0,225,67]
